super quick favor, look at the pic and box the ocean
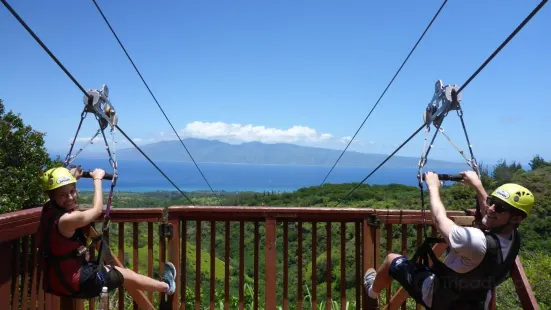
[69,158,460,193]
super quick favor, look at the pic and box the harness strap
[92,109,118,281]
[473,199,484,228]
[97,237,114,270]
[488,229,521,286]
[94,222,115,283]
[411,236,446,266]
[485,233,501,263]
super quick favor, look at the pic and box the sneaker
[162,262,177,295]
[363,268,377,298]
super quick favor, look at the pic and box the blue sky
[1,0,549,167]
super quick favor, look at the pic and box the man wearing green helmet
[362,170,534,309]
[37,166,177,299]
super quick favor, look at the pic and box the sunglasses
[486,197,513,213]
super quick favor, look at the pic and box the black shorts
[388,256,433,308]
[77,262,124,299]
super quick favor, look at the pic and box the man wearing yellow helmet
[37,166,177,299]
[362,170,533,309]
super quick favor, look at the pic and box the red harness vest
[37,201,89,297]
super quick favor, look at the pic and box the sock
[368,287,379,299]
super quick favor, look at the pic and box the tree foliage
[0,99,60,213]
[529,154,550,171]
[491,159,524,187]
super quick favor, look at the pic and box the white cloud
[177,121,335,144]
[339,136,371,146]
[340,136,352,144]
[119,137,153,145]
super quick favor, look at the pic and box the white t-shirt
[421,226,514,308]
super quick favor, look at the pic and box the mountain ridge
[80,138,466,168]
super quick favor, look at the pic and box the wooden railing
[0,206,540,310]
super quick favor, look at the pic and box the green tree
[529,154,549,171]
[0,99,59,213]
[477,161,495,189]
[492,159,523,186]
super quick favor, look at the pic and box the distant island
[81,138,466,169]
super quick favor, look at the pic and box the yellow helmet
[491,183,534,216]
[41,167,77,192]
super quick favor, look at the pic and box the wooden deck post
[363,216,380,310]
[512,256,540,310]
[167,219,181,310]
[59,297,77,310]
[265,217,277,310]
[0,242,12,310]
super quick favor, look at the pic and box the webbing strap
[95,115,118,218]
[95,225,115,283]
[417,120,446,239]
[488,229,521,286]
[473,199,483,228]
[411,236,445,266]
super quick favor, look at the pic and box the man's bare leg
[364,253,402,300]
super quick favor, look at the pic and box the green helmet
[491,183,534,216]
[41,167,77,192]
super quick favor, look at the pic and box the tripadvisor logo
[438,277,497,290]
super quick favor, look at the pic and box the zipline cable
[90,0,218,197]
[319,0,448,186]
[457,0,548,95]
[116,125,195,205]
[0,0,88,95]
[335,0,548,209]
[334,122,425,207]
[1,0,196,206]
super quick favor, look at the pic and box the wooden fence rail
[0,206,539,310]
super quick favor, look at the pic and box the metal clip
[159,223,173,238]
[367,214,381,228]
